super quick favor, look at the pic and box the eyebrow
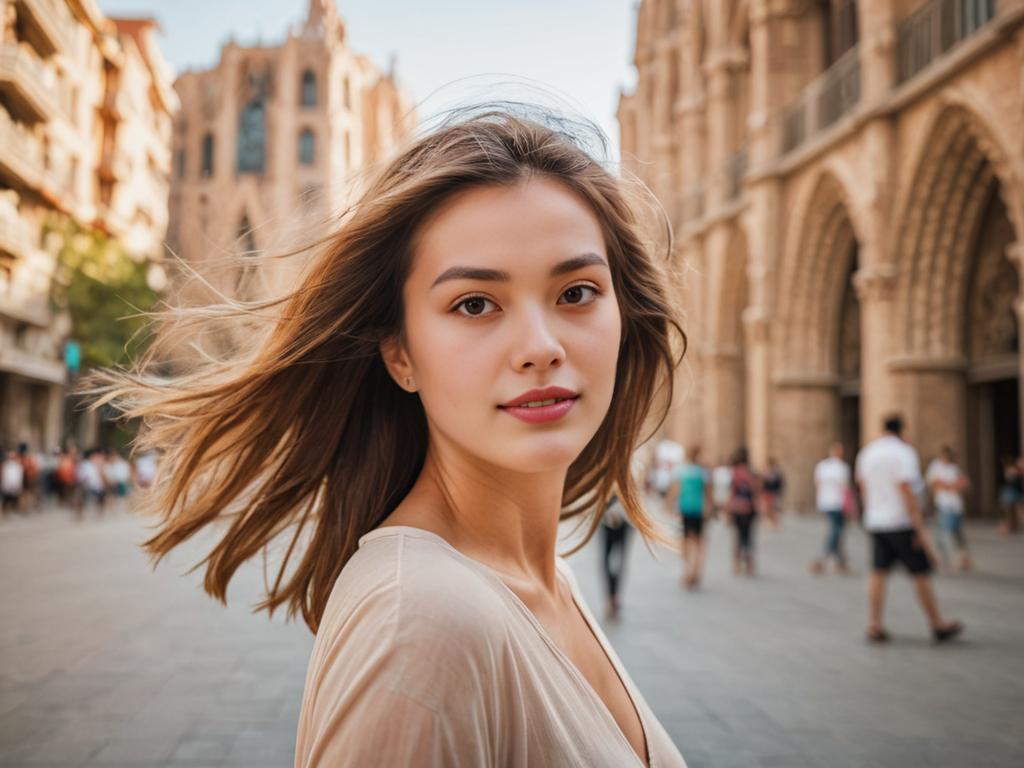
[430,252,608,289]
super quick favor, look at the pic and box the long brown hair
[86,107,686,632]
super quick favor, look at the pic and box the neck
[404,439,568,594]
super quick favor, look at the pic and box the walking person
[810,443,851,574]
[599,493,631,620]
[1,448,23,514]
[55,445,78,507]
[856,414,963,644]
[997,455,1021,534]
[726,447,760,576]
[88,110,687,767]
[75,449,107,519]
[761,457,784,528]
[710,458,732,516]
[926,446,971,571]
[666,445,710,590]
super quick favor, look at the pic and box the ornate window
[200,133,214,177]
[237,98,265,174]
[299,128,315,165]
[301,69,317,107]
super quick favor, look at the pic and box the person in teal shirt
[667,445,711,589]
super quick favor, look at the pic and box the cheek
[406,312,502,408]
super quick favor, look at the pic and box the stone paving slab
[1,501,1023,767]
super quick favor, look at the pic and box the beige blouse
[295,526,687,767]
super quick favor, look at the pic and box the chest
[531,601,650,767]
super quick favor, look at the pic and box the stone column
[701,59,732,208]
[855,0,897,104]
[742,3,784,476]
[742,306,771,470]
[853,263,898,442]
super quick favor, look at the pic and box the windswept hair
[86,106,686,632]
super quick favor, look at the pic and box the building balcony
[897,0,997,83]
[781,46,861,155]
[16,0,77,58]
[0,42,68,123]
[98,145,131,184]
[0,194,37,260]
[0,107,46,191]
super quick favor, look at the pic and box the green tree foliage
[47,215,160,371]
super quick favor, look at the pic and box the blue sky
[96,0,639,150]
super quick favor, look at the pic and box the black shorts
[871,529,932,574]
[681,515,704,537]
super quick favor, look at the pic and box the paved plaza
[1,500,1023,767]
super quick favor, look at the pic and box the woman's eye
[559,284,599,305]
[453,296,498,317]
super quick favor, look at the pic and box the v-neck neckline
[360,525,653,768]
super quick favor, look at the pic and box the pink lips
[498,387,579,424]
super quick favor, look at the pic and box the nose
[509,304,565,372]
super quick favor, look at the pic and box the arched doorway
[964,187,1019,516]
[892,105,1022,517]
[774,171,862,511]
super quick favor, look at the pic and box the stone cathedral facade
[167,0,412,300]
[619,0,1023,514]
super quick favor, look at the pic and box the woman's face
[387,176,622,473]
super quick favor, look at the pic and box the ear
[379,336,416,392]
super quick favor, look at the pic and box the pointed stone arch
[893,103,1024,361]
[777,169,862,379]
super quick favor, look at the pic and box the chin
[491,433,591,473]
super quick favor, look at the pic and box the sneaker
[933,621,964,644]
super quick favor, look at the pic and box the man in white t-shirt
[855,414,963,644]
[651,439,684,498]
[810,443,851,574]
[926,446,971,571]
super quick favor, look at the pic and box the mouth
[498,387,580,424]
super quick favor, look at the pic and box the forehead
[410,177,606,279]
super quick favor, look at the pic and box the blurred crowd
[0,442,158,519]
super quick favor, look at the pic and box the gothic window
[237,91,266,174]
[237,214,257,255]
[301,69,317,108]
[299,128,315,165]
[200,133,214,177]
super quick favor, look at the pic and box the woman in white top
[88,106,688,767]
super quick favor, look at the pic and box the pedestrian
[926,446,971,571]
[761,457,784,528]
[55,445,78,507]
[726,447,760,576]
[86,110,688,767]
[810,443,852,574]
[710,457,732,515]
[134,449,158,489]
[855,414,963,644]
[1,448,24,514]
[75,448,106,518]
[17,443,41,512]
[104,450,132,498]
[651,437,684,500]
[600,493,631,620]
[666,444,710,589]
[997,455,1021,534]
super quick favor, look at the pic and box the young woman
[90,109,688,767]
[726,447,761,576]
